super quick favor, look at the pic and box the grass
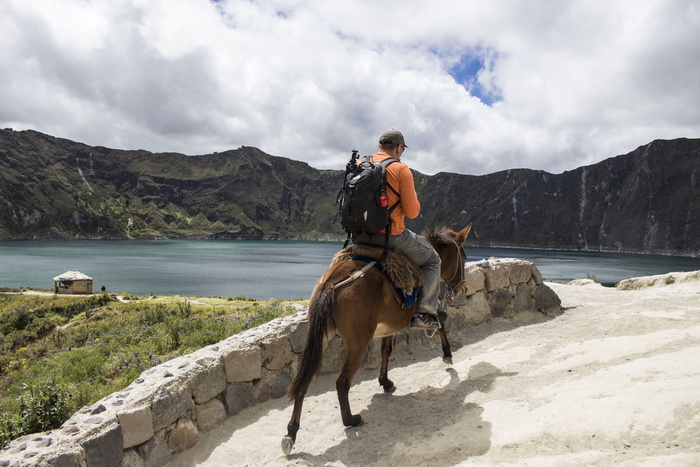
[0,291,307,448]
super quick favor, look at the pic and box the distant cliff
[1,129,698,256]
[412,138,700,256]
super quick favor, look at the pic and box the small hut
[53,271,93,295]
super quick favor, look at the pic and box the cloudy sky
[1,0,698,175]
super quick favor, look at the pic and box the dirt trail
[172,279,700,466]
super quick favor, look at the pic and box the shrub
[176,301,192,318]
[19,378,72,433]
[0,413,23,449]
[0,377,72,449]
[138,303,169,325]
[6,305,32,332]
[165,317,184,349]
[233,296,257,302]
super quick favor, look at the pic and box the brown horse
[281,224,472,455]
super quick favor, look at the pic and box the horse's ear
[455,223,472,245]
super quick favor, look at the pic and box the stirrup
[410,312,440,331]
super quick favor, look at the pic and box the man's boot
[410,311,440,330]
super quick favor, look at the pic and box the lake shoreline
[3,240,700,299]
[1,235,698,258]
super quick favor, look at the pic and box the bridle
[443,240,466,301]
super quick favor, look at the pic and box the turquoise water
[1,240,699,299]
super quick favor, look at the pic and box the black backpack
[337,150,400,248]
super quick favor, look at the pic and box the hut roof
[53,271,92,281]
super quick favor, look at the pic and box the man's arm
[398,165,420,219]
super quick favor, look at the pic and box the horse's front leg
[437,327,453,364]
[437,304,453,364]
[378,335,397,392]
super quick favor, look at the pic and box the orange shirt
[369,153,421,235]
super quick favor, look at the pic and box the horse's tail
[287,282,336,400]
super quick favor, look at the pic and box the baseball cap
[379,129,408,148]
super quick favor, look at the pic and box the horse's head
[424,224,473,296]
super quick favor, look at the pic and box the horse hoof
[442,356,453,365]
[384,384,397,393]
[345,414,363,427]
[281,436,295,455]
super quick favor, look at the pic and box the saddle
[331,243,423,308]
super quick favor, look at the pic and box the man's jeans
[355,229,441,317]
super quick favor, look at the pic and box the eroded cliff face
[414,138,699,256]
[0,129,342,240]
[571,139,699,254]
[1,129,698,255]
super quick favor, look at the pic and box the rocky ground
[172,273,700,466]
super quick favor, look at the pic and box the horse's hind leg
[378,336,397,392]
[336,343,368,427]
[282,396,304,455]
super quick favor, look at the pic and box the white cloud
[1,0,698,176]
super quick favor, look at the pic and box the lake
[1,240,699,300]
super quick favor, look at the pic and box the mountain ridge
[0,129,698,256]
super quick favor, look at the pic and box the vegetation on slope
[0,129,343,241]
[2,129,699,254]
[0,290,306,448]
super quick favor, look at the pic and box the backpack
[337,150,400,248]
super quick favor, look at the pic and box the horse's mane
[423,226,456,247]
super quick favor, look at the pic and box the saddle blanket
[331,244,423,309]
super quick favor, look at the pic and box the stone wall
[1,258,560,467]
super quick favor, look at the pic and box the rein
[444,241,466,300]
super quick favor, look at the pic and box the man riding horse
[281,129,473,455]
[353,129,441,331]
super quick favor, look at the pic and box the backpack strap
[379,158,400,203]
[375,157,401,262]
[376,157,401,222]
[373,156,401,202]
